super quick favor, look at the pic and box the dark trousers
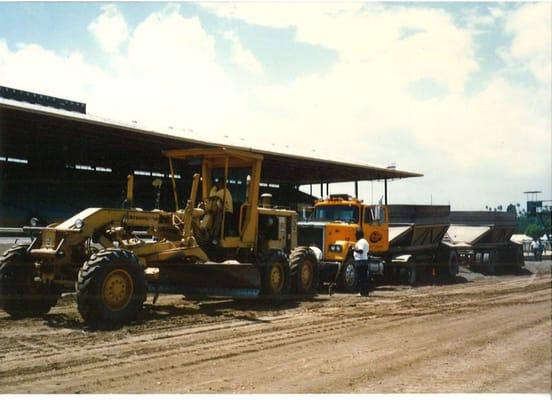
[224,212,233,236]
[355,260,370,296]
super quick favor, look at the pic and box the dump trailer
[297,196,458,291]
[385,204,458,284]
[0,147,319,324]
[443,211,524,274]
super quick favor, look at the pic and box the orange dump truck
[298,195,458,291]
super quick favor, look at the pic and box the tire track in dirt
[1,270,550,393]
[2,312,398,390]
[2,277,547,367]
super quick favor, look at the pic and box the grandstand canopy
[0,98,422,185]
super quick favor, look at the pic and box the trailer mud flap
[318,261,340,283]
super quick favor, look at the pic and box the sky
[0,1,550,211]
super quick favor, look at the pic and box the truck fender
[308,246,323,261]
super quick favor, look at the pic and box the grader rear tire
[260,252,291,298]
[290,246,319,297]
[76,249,146,324]
[0,245,58,318]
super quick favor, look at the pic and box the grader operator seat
[163,147,263,251]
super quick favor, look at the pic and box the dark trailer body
[384,204,458,284]
[444,211,524,274]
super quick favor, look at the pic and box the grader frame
[0,147,319,324]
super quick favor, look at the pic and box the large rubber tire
[0,245,58,318]
[260,252,291,298]
[337,257,358,292]
[485,251,497,275]
[441,250,459,278]
[513,245,524,272]
[76,249,146,324]
[405,266,417,285]
[290,246,319,297]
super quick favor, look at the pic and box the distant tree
[497,205,503,211]
[526,224,545,239]
[506,204,516,214]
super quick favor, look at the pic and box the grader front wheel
[76,249,146,324]
[0,245,58,318]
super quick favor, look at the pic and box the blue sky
[0,2,550,210]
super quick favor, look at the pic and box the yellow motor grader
[0,147,319,323]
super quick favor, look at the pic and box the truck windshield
[310,205,359,223]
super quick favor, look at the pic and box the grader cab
[0,147,319,324]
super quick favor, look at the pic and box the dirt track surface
[1,261,550,394]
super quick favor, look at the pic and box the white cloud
[203,3,478,92]
[88,4,129,54]
[0,41,105,101]
[0,3,549,209]
[503,2,552,83]
[223,31,262,75]
[199,3,550,208]
[90,6,245,137]
[0,5,245,138]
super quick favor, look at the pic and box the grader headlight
[74,219,84,230]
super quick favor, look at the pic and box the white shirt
[353,238,369,261]
[209,186,233,213]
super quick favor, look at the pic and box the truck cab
[298,195,388,290]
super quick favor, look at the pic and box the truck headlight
[329,244,342,252]
[30,217,39,227]
[74,219,84,230]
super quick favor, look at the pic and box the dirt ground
[0,260,550,394]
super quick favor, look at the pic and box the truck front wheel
[337,257,358,292]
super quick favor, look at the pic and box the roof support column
[354,180,358,199]
[320,182,324,199]
[326,183,329,197]
[384,179,388,205]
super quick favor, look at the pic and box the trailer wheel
[260,252,291,297]
[485,251,497,275]
[290,247,319,297]
[337,257,358,292]
[0,245,58,318]
[76,249,146,324]
[514,245,524,272]
[443,250,459,278]
[406,266,417,285]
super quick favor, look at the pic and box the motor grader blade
[149,262,261,298]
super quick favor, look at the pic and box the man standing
[352,229,370,296]
[531,239,539,261]
[537,239,545,261]
[209,178,233,237]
